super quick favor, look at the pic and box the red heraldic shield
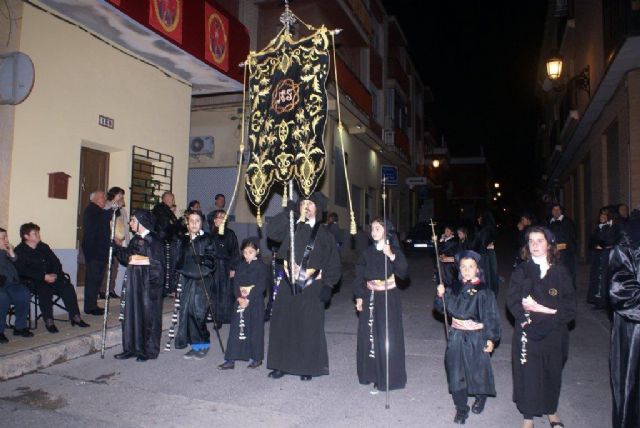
[204,3,230,72]
[149,0,183,44]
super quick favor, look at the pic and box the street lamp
[432,159,440,168]
[497,192,501,197]
[494,182,500,189]
[546,55,563,80]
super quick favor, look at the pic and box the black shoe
[454,406,469,424]
[13,328,34,338]
[45,321,59,333]
[108,291,120,299]
[136,355,148,362]
[114,351,135,360]
[84,308,105,316]
[98,292,106,299]
[268,369,285,379]
[214,322,223,330]
[71,319,90,328]
[471,396,486,414]
[217,361,235,370]
[300,375,312,381]
[0,333,8,343]
[247,360,262,369]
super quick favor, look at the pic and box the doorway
[76,147,110,287]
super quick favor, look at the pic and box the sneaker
[193,349,209,360]
[0,333,8,344]
[183,349,199,360]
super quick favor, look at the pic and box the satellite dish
[0,52,35,105]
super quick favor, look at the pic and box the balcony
[394,127,410,159]
[388,56,410,96]
[331,56,372,119]
[370,49,383,90]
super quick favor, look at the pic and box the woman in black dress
[507,226,576,428]
[354,218,409,393]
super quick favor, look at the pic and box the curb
[0,312,174,381]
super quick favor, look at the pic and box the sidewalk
[0,296,175,380]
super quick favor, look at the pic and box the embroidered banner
[204,3,229,72]
[245,28,330,207]
[149,0,183,44]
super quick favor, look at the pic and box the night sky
[382,1,548,211]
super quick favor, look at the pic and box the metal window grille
[130,145,174,210]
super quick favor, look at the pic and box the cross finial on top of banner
[280,0,296,35]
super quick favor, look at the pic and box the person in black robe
[353,218,408,393]
[174,211,216,359]
[152,192,180,295]
[434,250,500,424]
[266,192,341,380]
[456,226,471,252]
[514,212,535,268]
[608,207,640,428]
[506,226,576,428]
[548,204,577,288]
[438,225,460,287]
[209,209,240,327]
[113,210,164,362]
[473,211,499,296]
[218,237,269,369]
[587,207,620,308]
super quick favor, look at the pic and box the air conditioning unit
[189,136,214,158]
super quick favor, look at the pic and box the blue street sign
[381,165,398,186]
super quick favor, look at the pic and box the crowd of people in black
[1,192,638,428]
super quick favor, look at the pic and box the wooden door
[76,147,109,287]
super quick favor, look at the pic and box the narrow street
[0,249,612,427]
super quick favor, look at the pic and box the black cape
[506,260,576,417]
[266,211,341,376]
[225,257,269,362]
[587,222,619,308]
[549,216,578,284]
[354,244,409,390]
[434,280,500,395]
[473,213,499,296]
[609,236,640,428]
[114,232,164,359]
[211,227,240,324]
[438,237,460,287]
[174,232,216,349]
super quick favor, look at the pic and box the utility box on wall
[48,172,71,199]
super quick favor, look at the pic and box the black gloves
[318,285,333,304]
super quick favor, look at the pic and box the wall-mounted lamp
[544,55,590,97]
[432,159,440,168]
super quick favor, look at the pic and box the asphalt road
[0,251,612,427]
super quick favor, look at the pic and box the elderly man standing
[82,190,113,315]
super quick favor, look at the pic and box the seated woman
[14,222,89,333]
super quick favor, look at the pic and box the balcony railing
[388,57,410,95]
[332,56,372,119]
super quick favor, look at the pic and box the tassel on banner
[282,184,288,207]
[350,211,357,235]
[257,207,263,227]
[218,214,226,236]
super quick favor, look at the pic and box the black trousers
[452,389,486,410]
[84,259,106,312]
[36,279,80,321]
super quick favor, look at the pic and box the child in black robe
[354,218,409,393]
[435,250,501,424]
[218,237,269,369]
